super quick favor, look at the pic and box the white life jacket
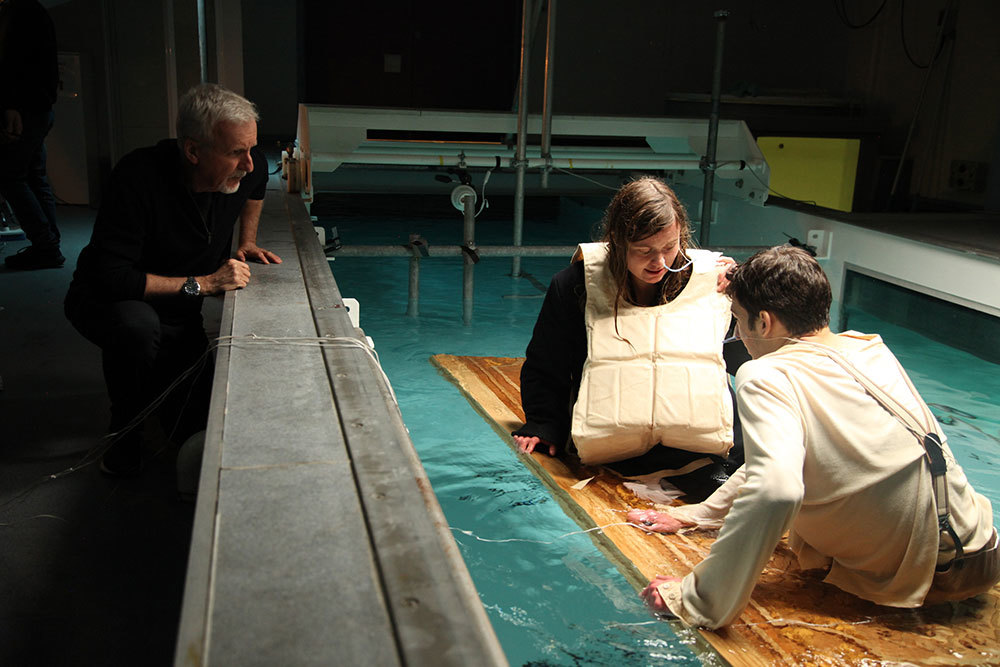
[570,242,734,465]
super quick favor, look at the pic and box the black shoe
[4,245,65,270]
[99,437,143,477]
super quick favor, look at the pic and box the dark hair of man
[596,176,695,314]
[724,245,832,336]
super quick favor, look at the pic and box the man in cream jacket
[632,245,998,629]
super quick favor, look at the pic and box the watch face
[183,277,200,296]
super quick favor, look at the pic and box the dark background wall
[38,0,1000,212]
[301,3,521,111]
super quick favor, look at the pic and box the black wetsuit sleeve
[723,316,751,375]
[512,262,587,450]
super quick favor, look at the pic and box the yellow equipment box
[757,137,860,212]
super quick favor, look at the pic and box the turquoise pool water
[321,197,1000,666]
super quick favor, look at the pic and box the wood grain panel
[431,354,1000,667]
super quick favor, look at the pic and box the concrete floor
[0,205,191,666]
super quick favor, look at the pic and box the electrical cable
[475,167,493,218]
[916,33,956,196]
[900,0,951,69]
[891,0,956,203]
[834,0,887,29]
[551,166,619,191]
[743,166,818,207]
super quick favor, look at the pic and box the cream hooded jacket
[656,333,995,628]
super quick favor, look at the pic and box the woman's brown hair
[597,176,695,314]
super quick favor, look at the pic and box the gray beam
[286,192,508,666]
[176,187,506,666]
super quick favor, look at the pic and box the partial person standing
[0,0,62,270]
[65,83,281,476]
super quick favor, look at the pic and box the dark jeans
[65,296,214,444]
[603,384,745,502]
[0,109,59,250]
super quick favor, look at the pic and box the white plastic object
[342,297,360,328]
[450,184,477,212]
[806,229,832,259]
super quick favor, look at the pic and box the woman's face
[626,224,681,288]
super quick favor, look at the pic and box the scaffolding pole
[462,194,476,325]
[328,243,766,323]
[541,0,557,189]
[330,245,575,258]
[700,9,728,247]
[407,253,420,317]
[512,0,532,278]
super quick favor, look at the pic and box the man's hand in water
[641,574,682,613]
[627,509,693,534]
[513,435,556,456]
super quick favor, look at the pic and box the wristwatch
[182,276,202,297]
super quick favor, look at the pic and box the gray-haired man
[65,83,280,476]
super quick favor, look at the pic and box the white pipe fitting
[450,185,477,212]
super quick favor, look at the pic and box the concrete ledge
[175,187,506,666]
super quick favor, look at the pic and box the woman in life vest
[511,177,748,499]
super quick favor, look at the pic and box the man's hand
[235,243,282,265]
[640,574,681,613]
[513,435,557,456]
[0,109,23,144]
[627,509,694,534]
[200,258,251,295]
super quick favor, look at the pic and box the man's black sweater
[67,140,267,322]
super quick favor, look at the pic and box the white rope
[450,521,648,544]
[216,333,397,405]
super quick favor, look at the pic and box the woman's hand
[716,256,737,293]
[627,509,694,534]
[513,435,556,456]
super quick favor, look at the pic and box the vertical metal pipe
[540,0,557,189]
[407,255,420,317]
[462,194,476,325]
[700,9,728,247]
[889,0,954,208]
[164,0,178,137]
[100,0,122,163]
[214,0,246,93]
[512,0,532,277]
[197,0,208,82]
